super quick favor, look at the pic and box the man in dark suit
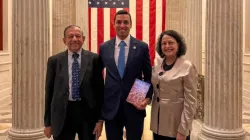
[99,10,153,140]
[44,25,104,140]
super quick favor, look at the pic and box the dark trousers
[153,133,190,140]
[53,101,95,140]
[105,103,144,140]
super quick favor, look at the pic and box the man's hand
[133,98,150,110]
[176,132,186,140]
[93,121,103,140]
[44,126,52,138]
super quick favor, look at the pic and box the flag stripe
[91,8,97,53]
[110,8,116,38]
[136,0,143,40]
[116,8,123,11]
[88,8,91,51]
[123,8,129,12]
[129,0,136,37]
[142,0,149,45]
[156,0,163,41]
[97,8,104,53]
[162,0,166,31]
[104,8,110,41]
[149,0,156,65]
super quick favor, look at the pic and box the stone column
[166,0,202,73]
[7,0,50,140]
[52,0,75,54]
[52,0,88,54]
[76,0,89,50]
[198,0,246,140]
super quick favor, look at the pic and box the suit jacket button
[159,72,164,76]
[156,84,159,89]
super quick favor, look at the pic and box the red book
[126,79,151,105]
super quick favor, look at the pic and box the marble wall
[243,0,250,113]
[0,0,12,108]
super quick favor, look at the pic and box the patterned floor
[1,100,250,140]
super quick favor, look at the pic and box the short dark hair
[114,10,132,25]
[63,25,84,37]
[156,30,187,58]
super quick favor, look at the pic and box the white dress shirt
[114,35,130,66]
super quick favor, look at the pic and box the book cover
[126,79,151,105]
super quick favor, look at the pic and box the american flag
[88,0,166,65]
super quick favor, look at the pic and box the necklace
[162,57,177,71]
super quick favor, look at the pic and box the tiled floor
[1,99,250,140]
[0,102,11,140]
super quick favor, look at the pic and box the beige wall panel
[0,70,10,84]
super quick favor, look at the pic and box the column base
[6,128,46,140]
[198,125,247,140]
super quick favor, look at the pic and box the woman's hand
[176,132,186,140]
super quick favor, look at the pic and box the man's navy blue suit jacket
[99,36,153,121]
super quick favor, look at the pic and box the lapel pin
[133,46,136,49]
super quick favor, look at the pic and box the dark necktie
[118,41,126,78]
[72,53,81,100]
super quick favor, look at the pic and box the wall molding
[0,61,11,65]
[243,62,250,65]
[244,70,250,73]
[0,68,10,72]
[243,89,250,93]
[0,52,10,56]
[0,93,11,100]
[0,87,11,92]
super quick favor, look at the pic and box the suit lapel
[62,50,69,89]
[108,38,121,78]
[80,49,89,84]
[124,36,137,74]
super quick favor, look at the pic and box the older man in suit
[99,10,153,140]
[44,25,104,140]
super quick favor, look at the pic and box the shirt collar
[115,35,130,47]
[68,48,82,57]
